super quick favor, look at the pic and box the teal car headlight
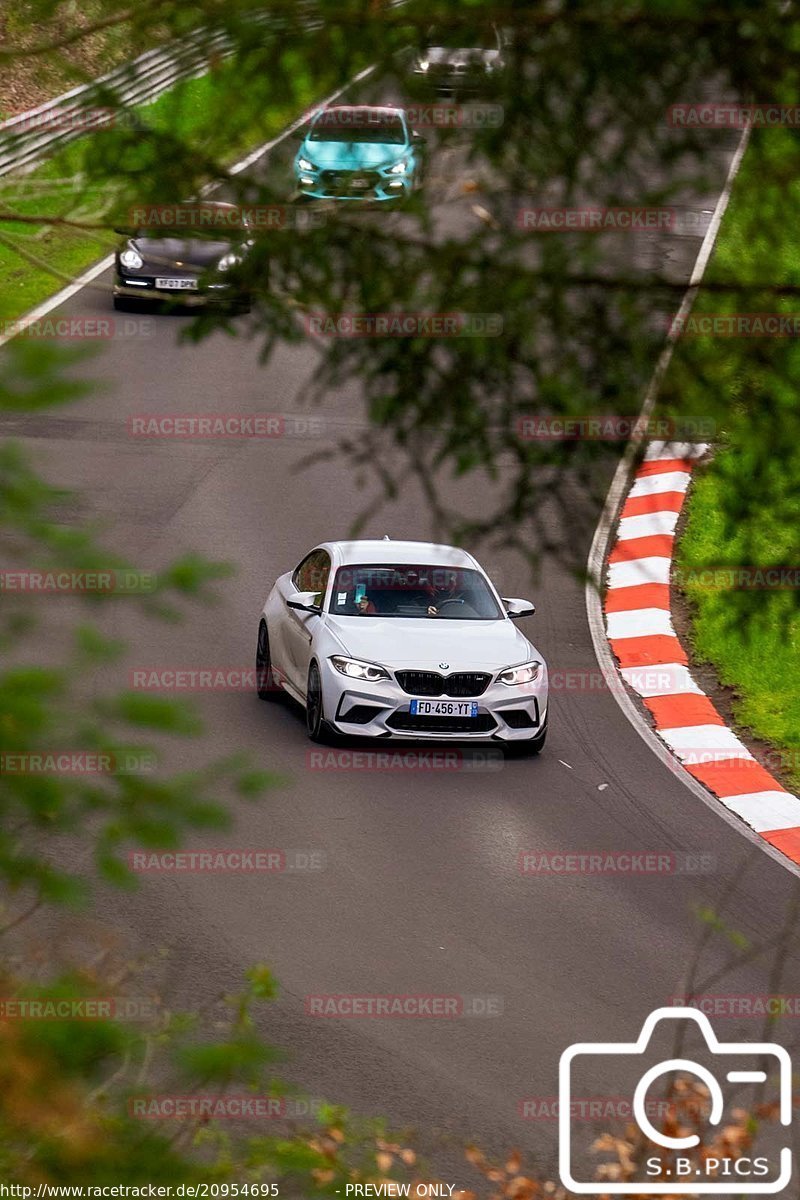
[297,157,316,172]
[389,159,409,174]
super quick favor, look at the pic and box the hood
[325,616,537,670]
[129,236,233,269]
[300,140,407,170]
[424,47,500,68]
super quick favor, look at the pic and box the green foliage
[670,128,800,789]
[2,0,799,1189]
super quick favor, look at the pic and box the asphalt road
[4,66,800,1189]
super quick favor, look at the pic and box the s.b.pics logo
[559,1007,792,1193]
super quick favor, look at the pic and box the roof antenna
[382,534,391,540]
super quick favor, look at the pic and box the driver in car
[357,593,377,615]
[425,572,464,616]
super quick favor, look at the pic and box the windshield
[309,111,406,144]
[329,564,502,620]
[133,204,250,239]
[424,26,498,50]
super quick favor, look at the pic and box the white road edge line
[0,64,377,354]
[585,125,800,879]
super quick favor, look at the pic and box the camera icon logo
[559,1006,792,1194]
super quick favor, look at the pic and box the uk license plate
[409,699,479,717]
[351,177,369,188]
[156,277,198,290]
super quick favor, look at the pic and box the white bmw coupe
[256,539,548,753]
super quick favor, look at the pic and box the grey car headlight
[218,252,240,271]
[120,248,144,269]
[497,660,541,686]
[330,655,391,682]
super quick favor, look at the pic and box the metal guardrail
[0,0,406,180]
[0,28,242,178]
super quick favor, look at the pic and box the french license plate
[409,699,479,718]
[156,277,198,290]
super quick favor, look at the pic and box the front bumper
[412,68,496,94]
[294,169,414,203]
[322,666,549,743]
[113,274,241,307]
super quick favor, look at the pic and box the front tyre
[256,621,281,701]
[305,662,338,744]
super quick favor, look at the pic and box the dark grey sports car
[113,201,252,311]
[411,24,506,95]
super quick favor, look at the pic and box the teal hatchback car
[294,105,426,202]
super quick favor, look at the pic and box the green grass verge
[0,55,333,322]
[668,125,800,790]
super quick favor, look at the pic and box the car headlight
[217,252,240,271]
[120,248,143,269]
[389,159,409,174]
[330,655,390,682]
[497,661,541,686]
[416,59,429,72]
[297,157,315,172]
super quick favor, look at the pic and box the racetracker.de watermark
[128,849,324,873]
[305,993,502,1018]
[668,313,800,337]
[676,566,800,590]
[669,994,800,1017]
[125,203,324,230]
[128,1094,322,1120]
[0,996,157,1021]
[303,102,504,129]
[518,1095,674,1121]
[547,667,694,695]
[127,414,325,439]
[490,666,710,699]
[0,317,154,340]
[130,667,269,691]
[518,851,716,875]
[667,103,800,128]
[678,747,800,771]
[306,748,504,772]
[7,106,143,132]
[304,312,503,337]
[0,751,155,775]
[683,748,800,776]
[0,569,155,594]
[515,414,715,441]
[517,207,676,232]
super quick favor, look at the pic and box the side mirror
[412,130,427,144]
[286,590,322,614]
[503,597,535,619]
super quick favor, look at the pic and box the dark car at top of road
[112,201,253,312]
[410,23,507,94]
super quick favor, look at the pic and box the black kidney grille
[395,670,492,697]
